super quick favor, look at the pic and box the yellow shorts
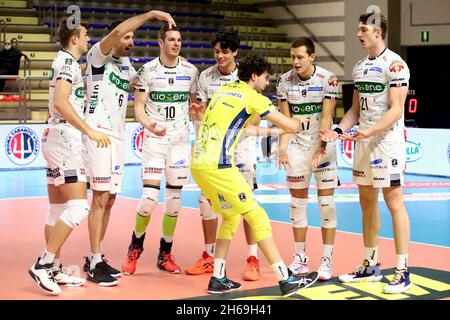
[191,166,258,216]
[191,166,272,242]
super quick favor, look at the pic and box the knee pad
[137,187,160,217]
[198,192,217,220]
[290,197,308,228]
[242,207,272,243]
[318,196,337,228]
[217,214,241,241]
[46,203,68,227]
[165,187,182,217]
[60,199,90,229]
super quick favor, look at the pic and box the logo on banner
[340,128,357,165]
[131,126,144,159]
[405,140,423,162]
[5,126,40,166]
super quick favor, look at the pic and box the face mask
[4,44,12,50]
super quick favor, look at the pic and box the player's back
[192,80,273,170]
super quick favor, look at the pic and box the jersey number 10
[164,106,176,119]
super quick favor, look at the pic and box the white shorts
[286,141,338,189]
[41,127,86,186]
[83,135,124,194]
[235,136,257,189]
[353,139,405,188]
[141,135,191,186]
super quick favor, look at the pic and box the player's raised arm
[99,10,175,55]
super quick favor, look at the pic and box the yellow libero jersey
[192,80,274,170]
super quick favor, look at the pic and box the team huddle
[28,10,412,297]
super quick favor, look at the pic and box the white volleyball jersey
[277,65,338,147]
[48,50,84,129]
[85,42,137,141]
[134,57,198,143]
[352,48,410,142]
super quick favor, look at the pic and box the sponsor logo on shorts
[47,167,61,179]
[218,194,232,209]
[114,165,121,171]
[317,162,331,169]
[92,177,111,184]
[405,140,423,162]
[321,179,335,183]
[174,159,186,165]
[144,167,163,174]
[374,177,385,181]
[236,163,245,169]
[238,193,247,202]
[352,170,366,178]
[287,175,306,183]
[177,176,188,180]
[392,159,398,167]
[131,126,144,159]
[5,126,40,166]
[370,159,383,165]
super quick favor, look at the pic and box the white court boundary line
[1,195,449,249]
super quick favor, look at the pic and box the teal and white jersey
[48,50,84,129]
[134,57,198,143]
[85,42,137,140]
[277,65,338,147]
[353,48,410,142]
[197,64,238,103]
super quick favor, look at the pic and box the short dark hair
[158,23,181,40]
[238,54,272,82]
[359,13,388,39]
[108,20,124,32]
[58,18,88,48]
[211,30,240,52]
[291,37,315,55]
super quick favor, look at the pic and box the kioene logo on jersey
[340,128,357,165]
[131,126,144,159]
[5,126,40,166]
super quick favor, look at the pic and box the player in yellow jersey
[190,54,319,296]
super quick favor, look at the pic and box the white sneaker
[318,257,333,281]
[339,259,383,283]
[52,264,86,287]
[28,258,61,295]
[288,253,309,275]
[383,268,411,294]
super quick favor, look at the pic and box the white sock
[135,231,145,238]
[90,252,102,270]
[52,258,61,268]
[205,243,215,257]
[295,242,306,256]
[248,244,258,258]
[396,254,408,270]
[39,249,55,265]
[213,258,226,279]
[323,244,334,259]
[364,247,378,266]
[163,236,173,243]
[271,261,289,281]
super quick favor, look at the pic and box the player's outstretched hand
[310,146,326,169]
[149,10,176,28]
[88,129,111,148]
[350,129,372,141]
[148,122,167,137]
[320,129,339,142]
[277,151,291,170]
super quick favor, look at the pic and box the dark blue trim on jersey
[260,110,271,118]
[91,65,105,75]
[218,108,251,169]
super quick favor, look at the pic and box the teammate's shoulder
[140,58,159,71]
[180,59,196,70]
[200,65,216,77]
[384,49,408,66]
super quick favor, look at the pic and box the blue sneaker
[207,275,241,294]
[383,268,411,294]
[339,259,383,283]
